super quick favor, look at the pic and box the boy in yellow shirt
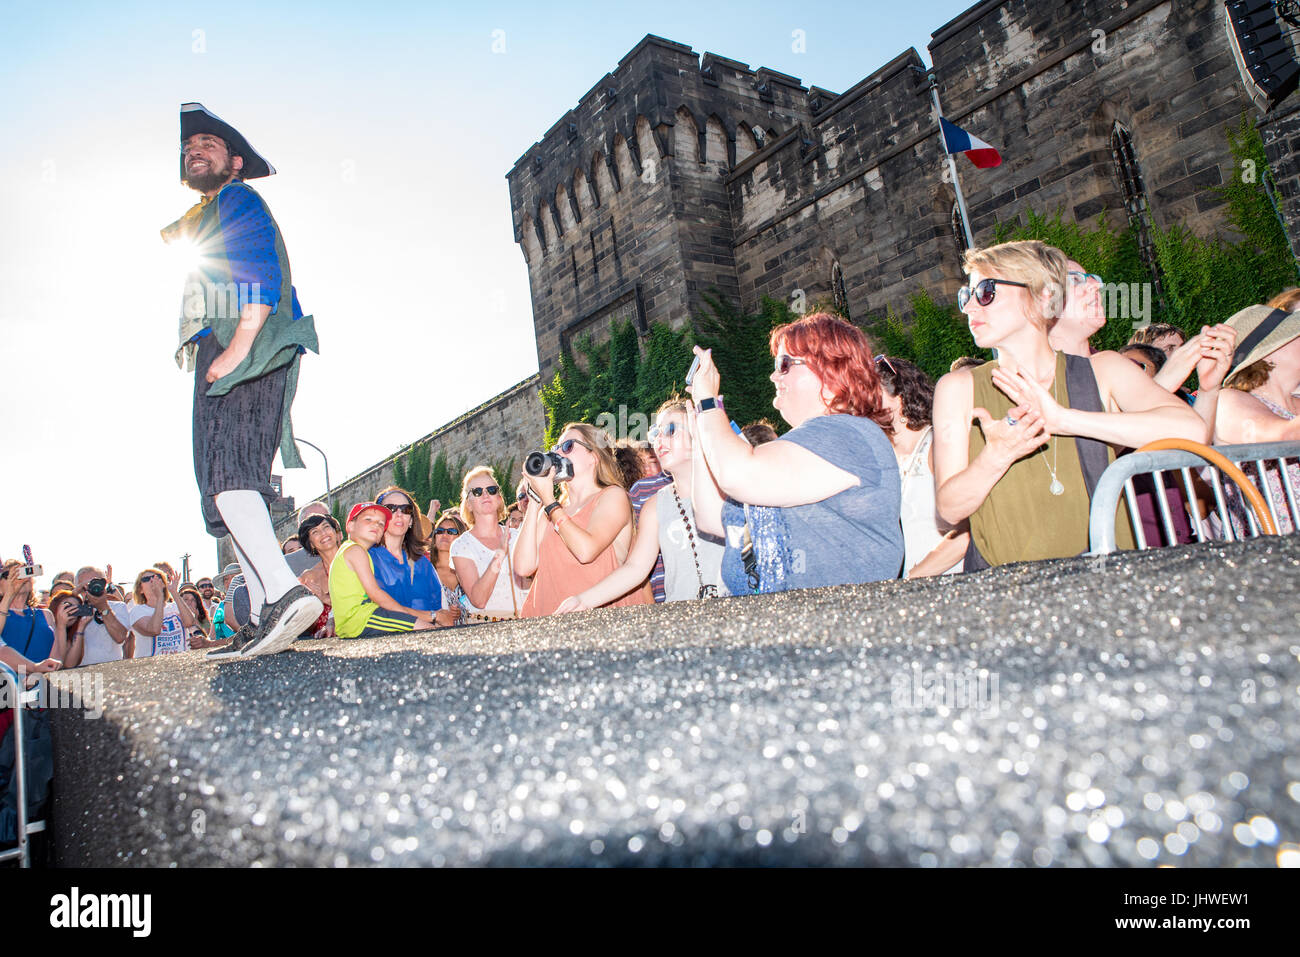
[329,503,437,638]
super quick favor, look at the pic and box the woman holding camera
[450,467,526,622]
[556,398,724,612]
[515,423,648,617]
[0,561,68,676]
[689,312,906,593]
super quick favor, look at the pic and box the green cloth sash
[162,182,318,469]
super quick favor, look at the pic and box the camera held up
[524,450,575,482]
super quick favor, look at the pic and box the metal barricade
[1088,440,1300,555]
[0,663,46,868]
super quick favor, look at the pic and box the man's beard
[184,158,235,193]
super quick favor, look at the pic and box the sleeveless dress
[897,428,963,577]
[967,352,1134,565]
[520,490,650,617]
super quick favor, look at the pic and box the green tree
[392,439,434,504]
[693,292,796,432]
[866,289,990,382]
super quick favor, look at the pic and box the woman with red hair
[689,312,904,592]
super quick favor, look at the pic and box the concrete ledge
[50,537,1300,866]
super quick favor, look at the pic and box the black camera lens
[87,578,108,597]
[524,451,552,477]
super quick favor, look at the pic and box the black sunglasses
[140,573,160,585]
[957,278,1029,311]
[874,354,897,376]
[553,439,591,456]
[774,354,808,376]
[384,503,415,516]
[434,526,461,536]
[468,485,500,497]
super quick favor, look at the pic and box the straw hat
[1223,304,1300,385]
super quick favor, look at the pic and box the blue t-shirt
[2,608,55,663]
[368,546,441,612]
[721,414,904,592]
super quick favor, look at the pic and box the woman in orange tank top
[515,422,649,617]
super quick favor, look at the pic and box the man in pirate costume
[161,103,322,658]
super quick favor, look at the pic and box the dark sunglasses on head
[647,422,680,440]
[468,485,500,497]
[957,277,1029,311]
[434,526,461,536]
[774,354,808,376]
[553,439,591,456]
[874,354,897,376]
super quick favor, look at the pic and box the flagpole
[928,72,976,250]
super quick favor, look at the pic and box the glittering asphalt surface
[50,536,1300,866]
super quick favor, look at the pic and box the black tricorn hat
[179,102,275,181]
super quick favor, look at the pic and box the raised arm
[557,493,662,612]
[992,352,1209,448]
[933,369,1048,525]
[510,490,549,579]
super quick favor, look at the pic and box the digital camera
[86,577,109,597]
[523,450,575,482]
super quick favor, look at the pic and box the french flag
[940,117,1002,169]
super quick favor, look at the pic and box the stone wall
[511,2,1275,350]
[505,35,818,381]
[727,0,1259,325]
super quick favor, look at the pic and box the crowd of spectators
[4,238,1298,673]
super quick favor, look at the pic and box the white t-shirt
[449,525,522,613]
[79,600,131,666]
[130,602,187,657]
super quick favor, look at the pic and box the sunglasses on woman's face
[384,503,414,516]
[140,574,160,585]
[774,354,808,376]
[553,439,591,456]
[647,422,680,440]
[468,485,500,497]
[957,277,1029,312]
[434,526,461,536]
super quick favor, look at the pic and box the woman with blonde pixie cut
[450,465,524,622]
[932,240,1205,568]
[515,421,648,616]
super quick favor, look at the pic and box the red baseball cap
[347,502,392,528]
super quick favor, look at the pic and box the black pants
[192,333,289,537]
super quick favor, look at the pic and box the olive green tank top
[967,352,1133,565]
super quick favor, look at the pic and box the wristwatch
[697,395,725,414]
[544,501,563,520]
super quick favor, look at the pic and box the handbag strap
[741,504,760,593]
[503,528,519,618]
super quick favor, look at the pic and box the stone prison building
[243,0,1300,561]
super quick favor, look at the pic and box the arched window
[1111,121,1163,300]
[831,261,850,320]
[951,202,969,262]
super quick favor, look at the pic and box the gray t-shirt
[721,414,904,591]
[656,484,726,601]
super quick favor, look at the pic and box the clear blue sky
[0,0,975,583]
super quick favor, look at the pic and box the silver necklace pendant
[1049,477,1065,496]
